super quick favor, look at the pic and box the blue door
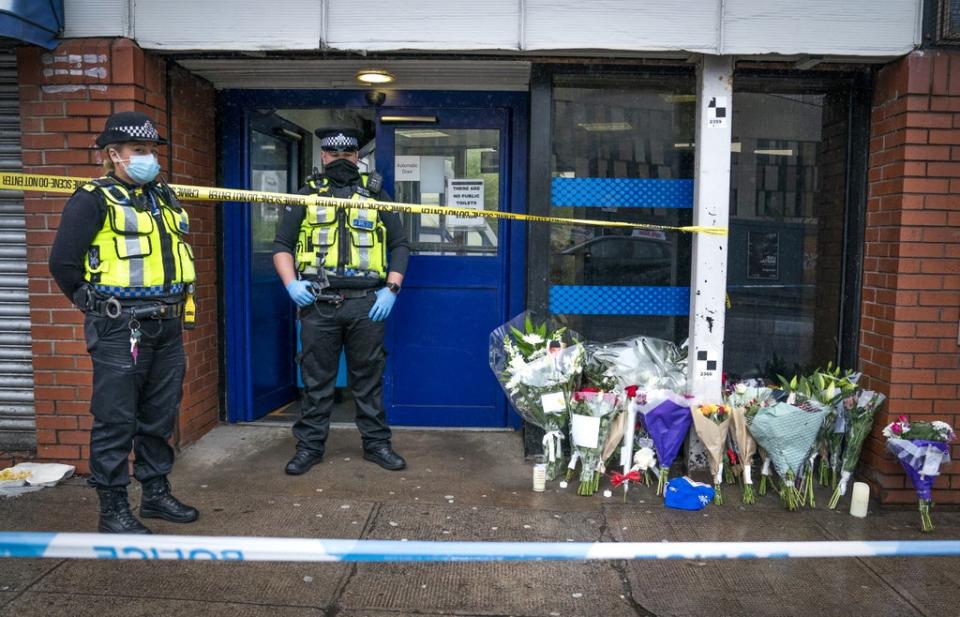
[222,91,527,426]
[378,108,517,427]
[224,112,303,421]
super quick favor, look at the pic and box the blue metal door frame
[220,90,528,427]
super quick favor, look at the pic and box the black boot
[139,477,199,523]
[97,488,152,534]
[363,444,406,470]
[285,449,324,475]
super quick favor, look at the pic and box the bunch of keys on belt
[129,318,142,364]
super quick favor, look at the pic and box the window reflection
[548,74,695,343]
[726,88,849,378]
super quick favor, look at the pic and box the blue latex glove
[368,287,397,321]
[286,280,316,307]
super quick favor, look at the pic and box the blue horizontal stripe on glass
[550,285,690,316]
[551,178,693,209]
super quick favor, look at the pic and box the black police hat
[95,111,168,149]
[315,127,361,152]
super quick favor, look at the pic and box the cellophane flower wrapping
[827,390,885,509]
[568,391,620,496]
[746,400,826,510]
[796,397,831,508]
[726,384,772,504]
[884,418,954,532]
[489,311,584,480]
[586,336,687,392]
[690,403,732,504]
[637,389,693,495]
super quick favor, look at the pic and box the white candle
[849,481,870,518]
[532,463,547,492]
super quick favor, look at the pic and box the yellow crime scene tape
[0,172,727,236]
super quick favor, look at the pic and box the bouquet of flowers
[778,373,837,506]
[827,390,885,510]
[690,402,732,504]
[727,383,773,504]
[747,400,827,510]
[567,390,620,496]
[489,312,584,480]
[798,398,831,508]
[822,369,861,487]
[883,417,954,532]
[609,384,647,495]
[637,389,693,495]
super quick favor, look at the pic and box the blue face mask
[118,153,160,184]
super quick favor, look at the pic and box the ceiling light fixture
[356,69,395,84]
[577,122,633,132]
[395,129,449,139]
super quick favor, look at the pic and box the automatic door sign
[707,97,728,128]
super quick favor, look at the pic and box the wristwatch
[386,282,401,294]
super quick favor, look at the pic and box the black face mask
[323,158,360,186]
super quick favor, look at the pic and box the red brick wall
[860,49,960,504]
[169,65,220,445]
[4,38,220,472]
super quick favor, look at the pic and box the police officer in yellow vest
[273,127,410,475]
[48,112,199,534]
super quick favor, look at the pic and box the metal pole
[687,55,733,401]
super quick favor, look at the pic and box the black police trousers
[83,312,185,488]
[294,291,391,453]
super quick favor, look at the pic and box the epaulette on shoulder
[81,176,117,191]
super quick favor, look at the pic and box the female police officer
[48,111,199,534]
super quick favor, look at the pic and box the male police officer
[273,128,409,474]
[48,112,199,534]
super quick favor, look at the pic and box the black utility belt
[306,285,378,307]
[87,298,185,320]
[325,288,377,299]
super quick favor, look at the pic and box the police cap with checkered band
[95,111,168,149]
[315,127,361,152]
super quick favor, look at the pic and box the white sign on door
[445,179,485,228]
[394,155,421,182]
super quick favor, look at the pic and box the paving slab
[340,561,638,617]
[0,483,99,531]
[140,492,376,538]
[0,558,61,593]
[30,560,348,610]
[0,592,325,617]
[367,501,603,542]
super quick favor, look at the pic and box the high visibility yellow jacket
[81,178,195,296]
[296,174,387,279]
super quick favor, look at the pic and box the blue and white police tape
[2,533,959,562]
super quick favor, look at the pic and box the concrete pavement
[1,424,958,617]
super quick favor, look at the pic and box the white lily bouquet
[489,312,584,481]
[567,390,620,496]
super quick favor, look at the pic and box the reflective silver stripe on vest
[354,202,371,272]
[316,227,332,247]
[119,205,145,287]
